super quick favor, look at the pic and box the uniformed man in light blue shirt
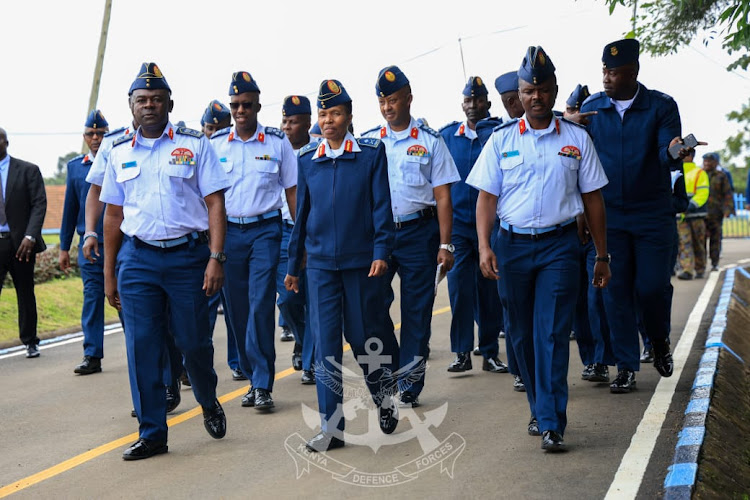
[209,72,297,411]
[468,47,610,452]
[362,66,460,408]
[100,62,230,460]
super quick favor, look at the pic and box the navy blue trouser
[575,240,615,366]
[276,223,313,371]
[447,228,502,358]
[78,240,105,358]
[602,220,673,372]
[386,218,439,395]
[223,221,281,391]
[307,267,400,433]
[495,227,579,435]
[209,289,240,370]
[117,237,218,443]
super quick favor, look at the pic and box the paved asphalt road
[1,239,748,499]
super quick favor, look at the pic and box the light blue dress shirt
[0,155,10,232]
[467,116,609,228]
[86,126,132,187]
[210,122,297,218]
[362,117,460,217]
[100,122,230,240]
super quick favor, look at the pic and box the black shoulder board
[494,118,518,132]
[299,142,318,156]
[113,132,135,148]
[418,123,439,138]
[68,153,85,164]
[176,127,203,139]
[561,117,586,130]
[357,137,380,148]
[264,126,285,139]
[211,127,231,139]
[438,121,459,133]
[361,125,382,136]
[104,126,126,138]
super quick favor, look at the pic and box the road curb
[662,267,736,499]
[0,322,123,357]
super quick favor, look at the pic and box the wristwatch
[24,235,36,243]
[595,253,611,264]
[210,251,227,264]
[439,243,455,253]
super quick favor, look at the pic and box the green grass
[0,277,119,345]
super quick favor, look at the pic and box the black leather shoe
[379,396,399,434]
[399,391,420,408]
[473,346,481,356]
[640,347,654,363]
[588,363,610,383]
[166,381,181,413]
[301,370,315,385]
[74,356,102,375]
[280,327,294,342]
[130,408,136,418]
[569,331,576,340]
[291,351,303,371]
[482,356,508,373]
[528,417,541,436]
[241,388,255,407]
[425,344,430,360]
[26,344,40,358]
[610,369,636,393]
[677,271,693,280]
[179,370,191,387]
[254,388,274,410]
[203,400,226,439]
[499,331,506,338]
[306,432,344,452]
[581,364,594,380]
[231,368,247,381]
[541,431,566,452]
[513,375,526,392]
[122,438,168,460]
[652,340,674,377]
[447,352,472,372]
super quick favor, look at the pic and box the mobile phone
[669,134,699,160]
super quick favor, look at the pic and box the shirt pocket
[560,156,580,171]
[254,159,280,189]
[403,156,428,186]
[115,163,141,200]
[499,154,524,189]
[167,165,195,198]
[220,158,233,174]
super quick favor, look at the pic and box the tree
[603,0,750,193]
[45,151,78,186]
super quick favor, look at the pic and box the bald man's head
[0,127,8,160]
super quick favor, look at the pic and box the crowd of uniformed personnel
[46,36,710,460]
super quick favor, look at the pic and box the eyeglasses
[229,102,254,110]
[84,131,106,137]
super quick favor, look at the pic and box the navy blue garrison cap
[494,71,518,95]
[318,79,351,109]
[602,39,640,68]
[282,95,312,116]
[128,62,171,95]
[703,152,720,162]
[84,109,108,129]
[518,46,556,85]
[376,65,409,97]
[310,122,322,135]
[463,76,488,97]
[202,100,231,125]
[229,71,260,95]
[566,84,590,109]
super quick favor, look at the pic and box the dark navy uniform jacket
[440,117,502,237]
[581,83,682,220]
[288,137,394,275]
[60,153,103,251]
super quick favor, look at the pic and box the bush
[2,244,80,289]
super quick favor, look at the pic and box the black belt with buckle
[499,220,577,241]
[133,230,209,251]
[0,232,11,239]
[394,207,437,230]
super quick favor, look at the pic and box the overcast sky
[3,0,749,177]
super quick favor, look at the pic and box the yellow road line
[0,307,451,497]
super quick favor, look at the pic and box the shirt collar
[312,132,361,159]
[455,121,478,140]
[610,83,641,109]
[382,116,418,139]
[518,115,560,136]
[0,155,9,171]
[134,121,175,148]
[228,122,265,143]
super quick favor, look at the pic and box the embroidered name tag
[501,150,519,158]
[122,161,138,169]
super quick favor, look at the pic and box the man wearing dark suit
[0,127,47,358]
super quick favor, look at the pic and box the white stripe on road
[0,325,123,361]
[604,270,720,499]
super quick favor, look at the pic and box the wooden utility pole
[82,0,113,153]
